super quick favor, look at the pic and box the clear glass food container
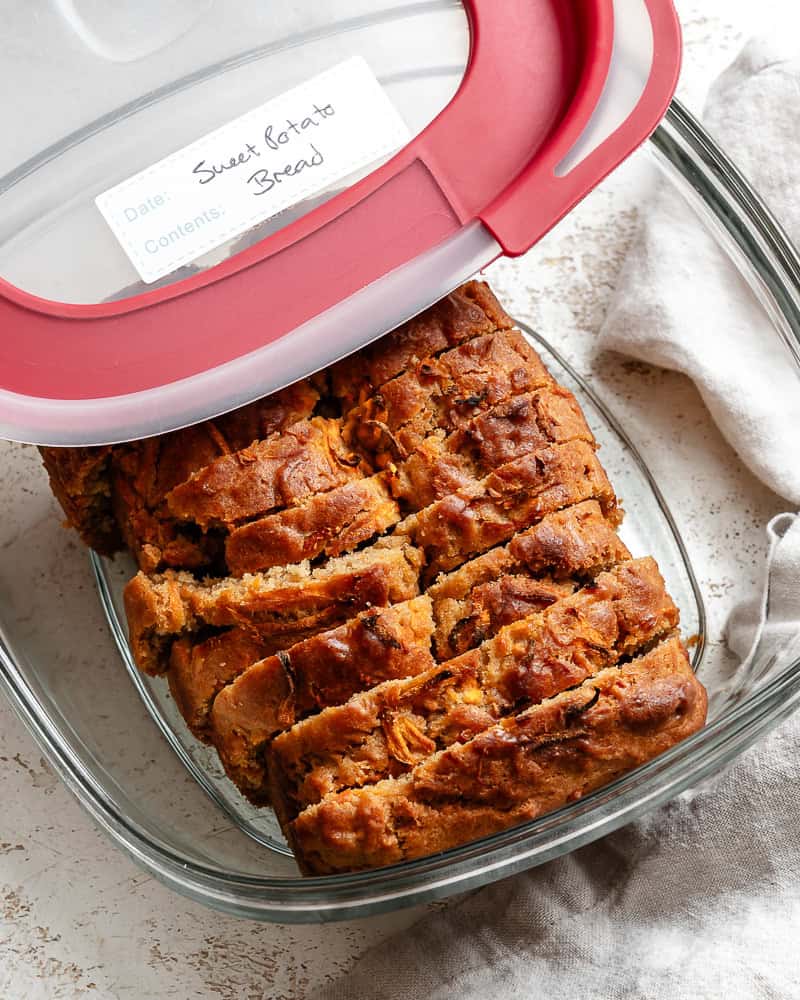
[1,3,800,922]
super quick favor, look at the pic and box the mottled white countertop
[0,2,792,996]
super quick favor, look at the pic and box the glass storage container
[1,2,799,921]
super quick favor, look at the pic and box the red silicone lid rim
[0,1,681,413]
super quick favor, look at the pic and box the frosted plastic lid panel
[0,0,681,444]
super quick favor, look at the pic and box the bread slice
[220,385,601,576]
[268,557,677,823]
[285,635,706,874]
[124,538,423,674]
[225,473,400,575]
[344,330,554,463]
[111,451,221,574]
[165,417,368,532]
[39,381,320,571]
[392,385,595,507]
[116,380,321,518]
[208,596,436,803]
[168,629,279,740]
[39,446,120,555]
[434,575,576,661]
[398,439,618,581]
[330,281,513,412]
[428,500,630,659]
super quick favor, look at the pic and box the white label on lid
[95,57,411,284]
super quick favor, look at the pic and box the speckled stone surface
[0,2,792,996]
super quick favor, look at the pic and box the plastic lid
[0,0,680,445]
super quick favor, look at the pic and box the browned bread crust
[285,635,706,874]
[39,446,120,555]
[168,629,278,740]
[165,417,367,532]
[426,499,628,588]
[225,474,399,575]
[399,439,618,581]
[41,382,320,569]
[330,281,513,411]
[207,381,320,449]
[124,538,423,674]
[392,385,594,507]
[118,381,321,519]
[344,330,553,463]
[428,499,628,660]
[208,596,435,803]
[111,449,218,574]
[269,558,677,823]
[437,575,576,659]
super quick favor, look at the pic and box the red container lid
[0,0,681,445]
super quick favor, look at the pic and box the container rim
[2,98,800,922]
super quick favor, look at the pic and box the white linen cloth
[319,38,800,999]
[600,37,800,505]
